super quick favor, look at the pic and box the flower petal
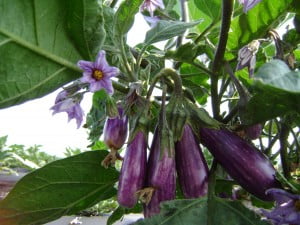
[100,78,114,95]
[77,60,94,72]
[81,72,95,83]
[103,67,119,78]
[266,188,300,202]
[89,81,103,93]
[95,50,109,69]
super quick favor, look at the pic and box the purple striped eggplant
[144,129,176,218]
[103,106,128,150]
[117,131,147,208]
[199,128,281,201]
[175,125,208,198]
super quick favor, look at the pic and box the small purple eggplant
[175,125,208,198]
[103,106,128,150]
[144,129,176,218]
[117,131,147,208]
[199,128,281,201]
[244,124,263,140]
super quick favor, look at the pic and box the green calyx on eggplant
[199,128,281,201]
[175,124,208,198]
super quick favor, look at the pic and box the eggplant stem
[101,148,120,168]
[136,187,155,205]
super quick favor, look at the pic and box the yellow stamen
[93,70,103,80]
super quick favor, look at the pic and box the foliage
[0,0,299,225]
[0,136,58,171]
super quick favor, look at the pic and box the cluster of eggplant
[103,105,281,218]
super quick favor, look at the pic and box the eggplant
[144,129,176,218]
[245,124,263,140]
[117,131,147,208]
[103,106,128,150]
[199,128,281,201]
[175,125,208,198]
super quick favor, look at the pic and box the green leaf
[107,204,142,225]
[85,90,108,144]
[241,87,299,125]
[134,198,270,225]
[66,0,106,60]
[241,60,300,124]
[113,0,144,38]
[0,0,84,108]
[255,60,300,93]
[189,0,221,32]
[227,0,292,51]
[0,151,119,225]
[144,20,202,45]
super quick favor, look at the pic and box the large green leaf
[66,0,106,60]
[188,0,221,32]
[134,197,270,225]
[113,0,144,38]
[255,60,300,93]
[144,20,202,45]
[0,0,88,109]
[227,0,292,51]
[241,60,300,124]
[0,150,119,225]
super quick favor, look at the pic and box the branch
[210,0,233,120]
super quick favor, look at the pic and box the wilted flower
[50,94,84,128]
[140,0,164,17]
[77,50,119,94]
[261,188,300,225]
[236,40,260,77]
[143,16,161,27]
[239,0,262,13]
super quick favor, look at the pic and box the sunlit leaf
[144,20,202,45]
[135,197,270,225]
[0,151,119,225]
[0,0,88,108]
[66,0,106,60]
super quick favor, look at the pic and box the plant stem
[194,22,216,44]
[210,0,233,120]
[290,128,300,163]
[176,0,188,48]
[279,116,291,179]
[207,159,218,225]
[211,0,233,74]
[191,62,214,76]
[112,81,129,94]
[120,38,136,81]
[146,69,183,100]
[110,0,118,8]
[135,44,148,76]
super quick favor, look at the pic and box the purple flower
[236,40,260,77]
[50,91,84,128]
[77,50,119,94]
[140,0,164,17]
[143,16,161,27]
[239,0,262,13]
[261,188,300,225]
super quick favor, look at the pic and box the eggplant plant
[0,0,300,225]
